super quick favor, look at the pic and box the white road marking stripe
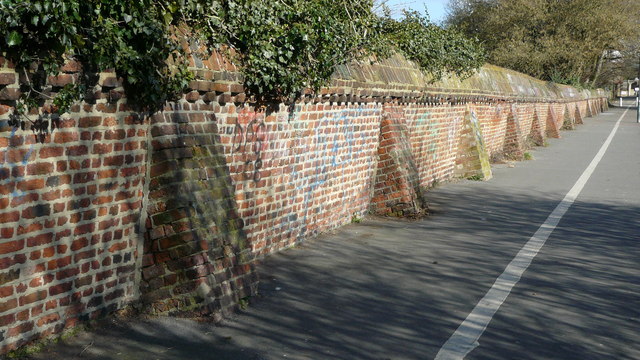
[434,108,630,360]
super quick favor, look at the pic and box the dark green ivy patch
[0,1,486,117]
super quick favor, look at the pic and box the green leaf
[6,31,22,46]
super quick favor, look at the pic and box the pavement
[15,102,640,360]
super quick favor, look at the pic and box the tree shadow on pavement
[22,185,640,360]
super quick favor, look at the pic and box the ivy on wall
[0,0,486,118]
[382,10,486,81]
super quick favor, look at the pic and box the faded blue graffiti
[289,105,379,238]
[2,127,35,198]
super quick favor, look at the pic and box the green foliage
[446,0,640,87]
[0,0,192,114]
[207,0,383,100]
[0,0,487,120]
[382,10,486,80]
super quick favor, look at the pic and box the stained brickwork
[217,103,381,256]
[0,49,608,354]
[0,62,143,352]
[140,107,257,317]
[371,104,426,216]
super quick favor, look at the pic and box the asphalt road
[21,103,640,360]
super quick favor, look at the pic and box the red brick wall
[217,103,381,257]
[0,63,143,352]
[0,50,608,353]
[139,105,257,318]
[371,104,427,216]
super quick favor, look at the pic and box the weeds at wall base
[466,174,484,181]
[5,324,88,359]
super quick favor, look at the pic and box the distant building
[619,79,639,97]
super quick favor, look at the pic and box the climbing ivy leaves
[216,0,382,101]
[382,10,486,81]
[0,0,486,117]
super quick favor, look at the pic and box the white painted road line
[434,108,630,360]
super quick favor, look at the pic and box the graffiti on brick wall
[290,105,375,234]
[413,110,439,162]
[448,116,462,156]
[408,107,464,176]
[232,109,267,182]
[2,127,35,198]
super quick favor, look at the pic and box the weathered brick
[47,256,72,270]
[0,182,14,196]
[42,189,61,201]
[36,313,61,327]
[93,143,113,154]
[53,131,79,143]
[5,142,28,158]
[16,178,44,192]
[0,314,15,327]
[108,241,128,252]
[0,72,16,85]
[73,249,96,263]
[0,87,20,100]
[19,290,47,306]
[78,116,102,128]
[42,247,55,258]
[104,129,126,140]
[66,145,89,156]
[142,266,164,281]
[10,193,39,207]
[97,169,118,179]
[120,167,140,177]
[56,267,81,281]
[151,125,178,137]
[61,60,81,73]
[74,275,93,288]
[26,162,53,176]
[73,223,95,236]
[95,270,113,282]
[17,223,43,236]
[48,74,75,87]
[0,239,24,255]
[49,281,73,296]
[39,147,64,158]
[7,320,35,337]
[102,117,118,127]
[0,285,13,297]
[103,155,124,166]
[22,203,51,219]
[0,228,14,239]
[0,197,9,210]
[0,297,17,313]
[73,171,95,184]
[87,296,103,308]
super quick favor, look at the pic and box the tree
[445,0,640,87]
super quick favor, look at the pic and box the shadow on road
[23,182,639,359]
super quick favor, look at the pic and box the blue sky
[383,0,449,24]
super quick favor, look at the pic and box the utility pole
[637,86,640,123]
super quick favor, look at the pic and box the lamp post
[636,87,640,123]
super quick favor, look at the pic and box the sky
[383,0,449,24]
